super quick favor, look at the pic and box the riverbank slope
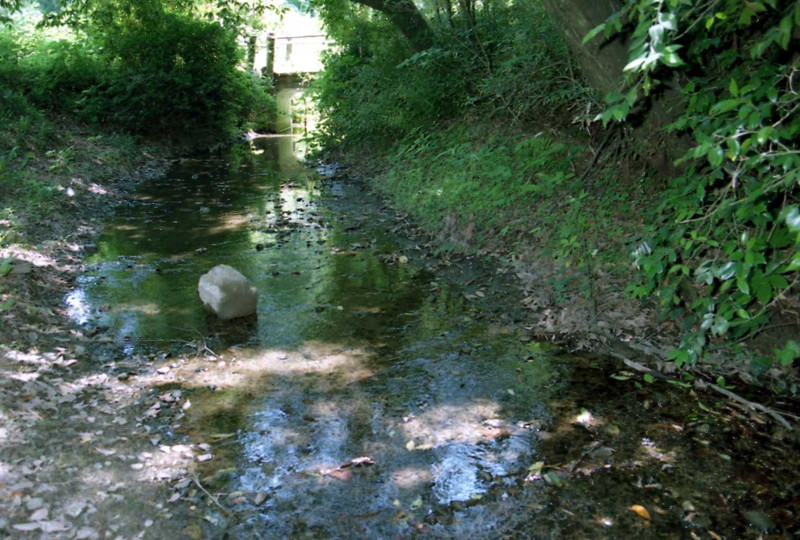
[325,118,800,399]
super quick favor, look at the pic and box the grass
[373,121,653,277]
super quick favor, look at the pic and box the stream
[64,136,796,539]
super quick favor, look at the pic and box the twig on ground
[607,350,670,380]
[182,326,219,358]
[191,472,230,516]
[624,340,671,360]
[694,379,794,430]
[577,127,618,182]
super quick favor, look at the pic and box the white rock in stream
[198,265,258,320]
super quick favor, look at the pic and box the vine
[592,0,799,369]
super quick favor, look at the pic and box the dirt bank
[0,131,224,538]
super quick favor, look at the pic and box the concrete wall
[253,34,332,76]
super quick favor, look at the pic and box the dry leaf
[40,521,71,533]
[629,504,651,521]
[29,508,48,521]
[329,469,352,481]
[13,522,41,531]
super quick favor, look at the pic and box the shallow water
[67,137,798,539]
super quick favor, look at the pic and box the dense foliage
[592,1,799,370]
[313,0,589,148]
[314,0,798,375]
[0,0,274,146]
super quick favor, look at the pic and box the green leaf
[582,23,606,44]
[544,471,563,487]
[668,348,691,368]
[623,57,647,72]
[736,276,750,295]
[784,206,800,232]
[711,316,729,336]
[778,15,793,49]
[707,145,724,167]
[769,274,789,290]
[661,51,685,67]
[752,271,772,304]
[775,341,800,367]
[729,78,739,97]
[643,374,655,383]
[756,126,772,145]
[788,252,800,271]
[666,380,692,389]
[710,99,740,115]
[748,356,772,376]
[716,376,733,389]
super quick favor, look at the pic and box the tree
[341,0,434,51]
[540,0,626,94]
[0,0,22,23]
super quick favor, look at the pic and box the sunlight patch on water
[401,401,501,448]
[65,288,91,325]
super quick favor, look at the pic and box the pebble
[131,463,145,470]
[26,497,45,511]
[197,454,213,462]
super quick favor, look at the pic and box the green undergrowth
[372,122,652,277]
[0,124,167,248]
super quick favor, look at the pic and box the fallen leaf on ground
[40,521,71,533]
[341,456,375,468]
[329,469,352,481]
[629,504,651,521]
[29,508,48,521]
[13,522,41,531]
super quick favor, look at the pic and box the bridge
[248,32,331,133]
[254,33,331,77]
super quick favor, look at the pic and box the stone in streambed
[198,265,258,320]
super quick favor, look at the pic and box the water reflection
[69,135,567,538]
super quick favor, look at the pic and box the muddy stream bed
[59,136,798,539]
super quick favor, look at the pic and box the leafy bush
[313,15,461,148]
[18,37,104,113]
[2,1,275,143]
[313,0,586,150]
[596,1,800,368]
[83,11,271,136]
[0,28,52,152]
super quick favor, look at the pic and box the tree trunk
[542,0,687,175]
[351,0,435,51]
[540,0,627,94]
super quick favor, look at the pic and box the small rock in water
[198,265,258,320]
[743,510,775,531]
